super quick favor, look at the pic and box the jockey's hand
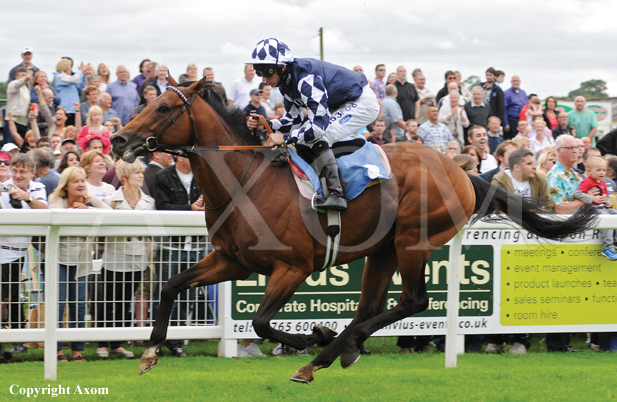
[246,114,259,130]
[266,133,285,147]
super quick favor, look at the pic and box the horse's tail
[467,174,598,241]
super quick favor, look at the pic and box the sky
[2,0,617,99]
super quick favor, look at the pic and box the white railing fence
[1,210,615,380]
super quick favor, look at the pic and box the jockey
[249,38,379,211]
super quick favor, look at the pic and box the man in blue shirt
[503,75,528,140]
[106,66,139,126]
[250,38,379,211]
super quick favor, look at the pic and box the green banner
[231,245,493,320]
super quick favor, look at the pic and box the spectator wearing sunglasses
[0,157,10,183]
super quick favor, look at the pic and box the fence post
[445,230,464,368]
[44,224,60,380]
[218,281,237,357]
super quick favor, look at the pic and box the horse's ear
[187,77,208,95]
[168,70,178,87]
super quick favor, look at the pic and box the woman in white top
[438,92,469,147]
[97,159,155,359]
[529,120,555,157]
[49,167,111,362]
[80,150,115,199]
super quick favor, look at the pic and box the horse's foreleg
[139,251,251,375]
[250,264,334,350]
[290,244,398,383]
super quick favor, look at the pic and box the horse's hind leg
[290,244,398,383]
[250,264,336,350]
[337,249,431,368]
[139,251,251,375]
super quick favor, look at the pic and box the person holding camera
[0,154,48,359]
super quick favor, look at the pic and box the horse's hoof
[138,356,158,375]
[340,347,361,369]
[290,365,314,383]
[139,348,159,375]
[314,325,338,346]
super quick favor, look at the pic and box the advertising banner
[224,229,617,338]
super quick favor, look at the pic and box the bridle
[140,85,277,210]
[143,86,198,157]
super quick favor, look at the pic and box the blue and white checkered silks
[250,38,294,65]
[271,74,330,145]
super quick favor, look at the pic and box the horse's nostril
[112,136,127,146]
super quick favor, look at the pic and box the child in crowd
[575,156,617,260]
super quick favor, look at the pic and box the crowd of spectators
[1,48,615,362]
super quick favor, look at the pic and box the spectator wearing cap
[55,139,78,170]
[244,88,267,118]
[228,64,259,108]
[482,67,505,126]
[244,89,269,140]
[106,66,140,126]
[1,144,20,161]
[8,47,39,83]
[6,67,32,138]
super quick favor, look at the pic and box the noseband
[143,86,198,156]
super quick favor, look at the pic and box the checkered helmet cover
[250,38,294,65]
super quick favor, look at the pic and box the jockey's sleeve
[271,96,301,134]
[289,74,330,145]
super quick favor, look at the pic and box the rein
[147,86,275,210]
[144,86,274,156]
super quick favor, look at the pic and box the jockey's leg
[310,141,347,211]
[307,83,379,211]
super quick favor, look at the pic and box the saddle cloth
[287,139,392,201]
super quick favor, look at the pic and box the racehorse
[111,77,596,383]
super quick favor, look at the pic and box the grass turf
[1,336,615,401]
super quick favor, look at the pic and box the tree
[0,82,6,104]
[463,75,482,89]
[567,79,608,99]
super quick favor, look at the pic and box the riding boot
[311,142,347,211]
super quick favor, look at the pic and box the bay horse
[111,77,595,383]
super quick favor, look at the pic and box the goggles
[255,65,276,78]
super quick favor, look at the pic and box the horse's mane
[177,81,262,146]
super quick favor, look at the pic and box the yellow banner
[501,245,617,325]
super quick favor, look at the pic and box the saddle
[284,138,391,271]
[287,139,392,204]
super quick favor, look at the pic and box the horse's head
[111,75,209,162]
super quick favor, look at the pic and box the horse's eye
[157,104,171,114]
